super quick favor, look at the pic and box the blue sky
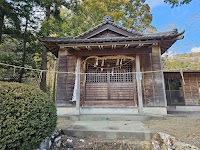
[146,0,200,54]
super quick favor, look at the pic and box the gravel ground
[56,117,75,129]
[57,112,200,148]
[143,111,200,148]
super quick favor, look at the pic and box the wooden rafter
[86,46,92,50]
[148,43,158,48]
[112,45,116,49]
[136,44,144,48]
[98,45,104,50]
[73,46,81,51]
[124,44,130,49]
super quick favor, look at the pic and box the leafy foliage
[164,0,192,7]
[42,0,153,37]
[163,52,200,70]
[0,35,41,81]
[0,82,57,150]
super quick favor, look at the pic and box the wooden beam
[83,100,135,107]
[68,48,151,56]
[136,54,144,114]
[59,45,69,49]
[151,45,167,107]
[58,40,159,47]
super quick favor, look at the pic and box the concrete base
[80,107,138,115]
[57,107,167,116]
[57,107,76,116]
[167,106,200,112]
[65,121,153,140]
[63,114,165,122]
[143,107,167,115]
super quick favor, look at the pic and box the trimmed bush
[0,82,57,150]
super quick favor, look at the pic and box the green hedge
[0,82,57,150]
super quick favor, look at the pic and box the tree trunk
[18,19,28,83]
[40,47,47,91]
[0,9,5,43]
[40,6,50,92]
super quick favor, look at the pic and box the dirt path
[143,113,200,148]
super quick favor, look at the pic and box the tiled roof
[39,16,185,57]
[39,29,184,43]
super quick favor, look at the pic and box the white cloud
[191,47,200,53]
[146,0,165,8]
[162,50,176,57]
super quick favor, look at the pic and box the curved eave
[39,30,184,57]
[160,34,184,54]
[40,41,59,57]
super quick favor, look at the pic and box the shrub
[0,82,57,150]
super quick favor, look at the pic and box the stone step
[64,121,153,140]
[61,114,165,122]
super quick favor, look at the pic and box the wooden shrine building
[39,16,200,115]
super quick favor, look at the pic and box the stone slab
[168,106,200,112]
[65,121,153,140]
[66,114,165,122]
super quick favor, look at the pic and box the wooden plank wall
[56,49,76,106]
[66,56,76,102]
[110,83,134,100]
[85,83,108,100]
[164,72,200,106]
[182,73,200,105]
[140,46,166,107]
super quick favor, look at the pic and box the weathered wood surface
[83,100,135,107]
[85,83,134,101]
[68,48,151,57]
[75,58,81,111]
[56,50,68,106]
[56,49,76,106]
[91,30,125,38]
[140,53,155,106]
[136,54,143,114]
[150,46,166,107]
[85,83,108,100]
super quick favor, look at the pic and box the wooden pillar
[75,57,81,114]
[56,49,68,106]
[136,54,144,114]
[151,45,167,107]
